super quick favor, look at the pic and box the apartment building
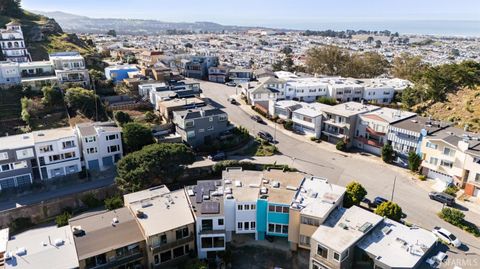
[19,61,58,90]
[208,65,229,83]
[288,176,345,251]
[75,122,123,171]
[464,146,480,198]
[69,208,147,269]
[327,79,364,103]
[33,127,81,180]
[362,81,395,105]
[49,52,90,88]
[105,64,139,83]
[355,108,416,155]
[222,168,264,239]
[172,105,229,148]
[5,225,79,269]
[292,103,330,139]
[125,186,195,267]
[137,50,162,67]
[256,170,305,240]
[0,133,37,190]
[322,102,380,148]
[185,181,227,259]
[0,22,30,63]
[157,97,206,121]
[310,206,383,269]
[283,78,329,102]
[0,61,20,87]
[182,56,218,79]
[228,68,253,84]
[268,100,302,120]
[387,116,449,159]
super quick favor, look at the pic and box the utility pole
[274,121,277,143]
[391,176,397,202]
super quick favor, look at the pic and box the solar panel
[201,201,220,214]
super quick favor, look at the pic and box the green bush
[444,186,459,197]
[336,140,346,151]
[343,181,368,208]
[316,96,337,105]
[56,211,72,227]
[381,144,394,163]
[407,152,422,172]
[212,161,259,174]
[81,193,103,208]
[283,120,293,130]
[9,217,33,234]
[418,175,427,181]
[375,201,403,221]
[114,111,132,126]
[105,196,124,211]
[439,207,464,226]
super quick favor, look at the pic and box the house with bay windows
[0,133,37,190]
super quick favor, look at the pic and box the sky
[22,0,480,28]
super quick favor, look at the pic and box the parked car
[208,151,226,161]
[429,192,455,206]
[432,226,461,248]
[257,131,274,143]
[227,97,238,105]
[250,115,265,124]
[225,82,236,87]
[371,196,388,207]
[426,251,448,268]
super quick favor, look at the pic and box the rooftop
[32,127,76,143]
[105,64,139,71]
[186,180,225,218]
[76,122,121,137]
[158,97,206,109]
[173,105,226,120]
[291,177,345,220]
[0,133,34,151]
[390,115,450,134]
[260,170,305,205]
[69,207,144,260]
[322,101,380,117]
[222,168,264,201]
[312,206,383,253]
[125,186,194,237]
[361,107,416,124]
[357,219,437,268]
[5,226,79,269]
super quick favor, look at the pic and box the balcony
[150,233,194,254]
[91,250,144,269]
[324,119,347,128]
[356,136,383,148]
[366,126,385,136]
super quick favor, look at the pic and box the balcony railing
[150,233,194,254]
[90,250,144,269]
[356,136,384,148]
[366,126,385,136]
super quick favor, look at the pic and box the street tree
[381,144,394,163]
[407,152,422,172]
[343,181,368,208]
[374,201,403,221]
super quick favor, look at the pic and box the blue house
[105,64,139,83]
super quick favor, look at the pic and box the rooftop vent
[136,210,146,219]
[16,247,26,256]
[260,187,268,194]
[339,223,348,230]
[381,226,392,235]
[202,195,210,200]
[286,185,297,191]
[224,179,232,184]
[226,194,234,199]
[225,187,232,194]
[272,181,280,188]
[235,181,242,187]
[54,238,64,246]
[72,226,84,236]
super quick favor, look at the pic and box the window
[219,115,227,121]
[213,236,224,248]
[176,227,189,240]
[317,244,328,258]
[268,223,288,234]
[244,204,250,210]
[62,140,75,149]
[475,173,480,183]
[187,131,195,138]
[12,161,27,170]
[173,246,185,258]
[160,250,172,263]
[108,145,120,153]
[299,235,310,246]
[207,126,214,131]
[64,152,75,159]
[441,160,453,168]
[85,136,96,143]
[443,147,456,157]
[185,121,194,128]
[0,152,8,161]
[87,147,97,154]
[238,222,243,230]
[106,134,118,141]
[251,222,256,230]
[39,145,53,153]
[429,157,439,165]
[244,222,249,230]
[218,219,224,226]
[268,223,274,232]
[426,142,438,149]
[282,206,289,213]
[1,164,10,172]
[160,234,167,244]
[251,204,256,210]
[333,252,341,261]
[201,219,213,231]
[238,204,243,211]
[268,205,275,212]
[301,216,320,226]
[209,117,213,122]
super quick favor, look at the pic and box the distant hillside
[420,87,480,132]
[31,10,270,34]
[0,7,95,61]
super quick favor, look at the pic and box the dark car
[371,196,388,207]
[257,131,274,143]
[225,82,236,87]
[429,192,455,206]
[251,115,265,124]
[227,97,238,105]
[208,152,226,161]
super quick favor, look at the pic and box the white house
[0,22,30,63]
[292,103,329,139]
[0,61,20,87]
[49,52,90,88]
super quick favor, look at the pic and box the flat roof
[32,127,76,143]
[322,102,380,117]
[222,168,264,201]
[0,133,34,151]
[185,180,225,218]
[312,206,383,253]
[126,187,194,236]
[390,115,450,134]
[361,107,416,124]
[0,228,8,253]
[357,219,437,268]
[260,170,305,205]
[291,177,345,219]
[5,226,79,269]
[159,97,205,108]
[76,122,121,137]
[69,207,144,260]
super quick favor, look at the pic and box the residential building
[0,228,8,269]
[182,56,218,79]
[125,186,195,268]
[19,61,58,90]
[387,116,450,159]
[49,52,90,88]
[288,176,345,251]
[464,145,480,198]
[185,181,227,259]
[105,64,140,83]
[172,105,229,148]
[268,100,302,120]
[138,50,162,67]
[309,206,383,269]
[327,79,364,103]
[244,76,284,107]
[33,127,81,180]
[356,218,436,269]
[228,68,253,84]
[292,103,329,139]
[208,65,229,83]
[256,170,305,240]
[362,80,395,104]
[283,78,329,102]
[0,61,20,87]
[157,97,206,121]
[355,108,416,155]
[322,102,380,148]
[0,133,37,190]
[221,168,264,239]
[0,22,30,63]
[5,225,79,269]
[254,68,274,79]
[75,122,123,171]
[69,208,147,269]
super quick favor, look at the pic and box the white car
[432,226,462,248]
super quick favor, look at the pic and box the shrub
[343,181,368,208]
[9,217,33,234]
[407,152,422,172]
[418,175,427,181]
[144,111,157,123]
[444,186,459,197]
[316,96,337,105]
[55,211,72,227]
[105,196,124,210]
[212,161,259,174]
[375,201,403,221]
[336,140,346,151]
[381,144,394,163]
[310,137,317,141]
[81,193,103,208]
[283,120,293,130]
[439,207,464,226]
[114,111,132,126]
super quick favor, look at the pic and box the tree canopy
[114,111,132,127]
[343,181,367,208]
[121,122,154,152]
[0,0,22,17]
[116,143,195,193]
[381,144,394,163]
[64,87,103,119]
[41,86,63,107]
[374,201,403,221]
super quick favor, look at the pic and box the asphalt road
[197,79,480,268]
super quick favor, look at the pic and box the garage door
[474,187,480,197]
[427,169,453,184]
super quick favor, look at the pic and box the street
[197,79,480,268]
